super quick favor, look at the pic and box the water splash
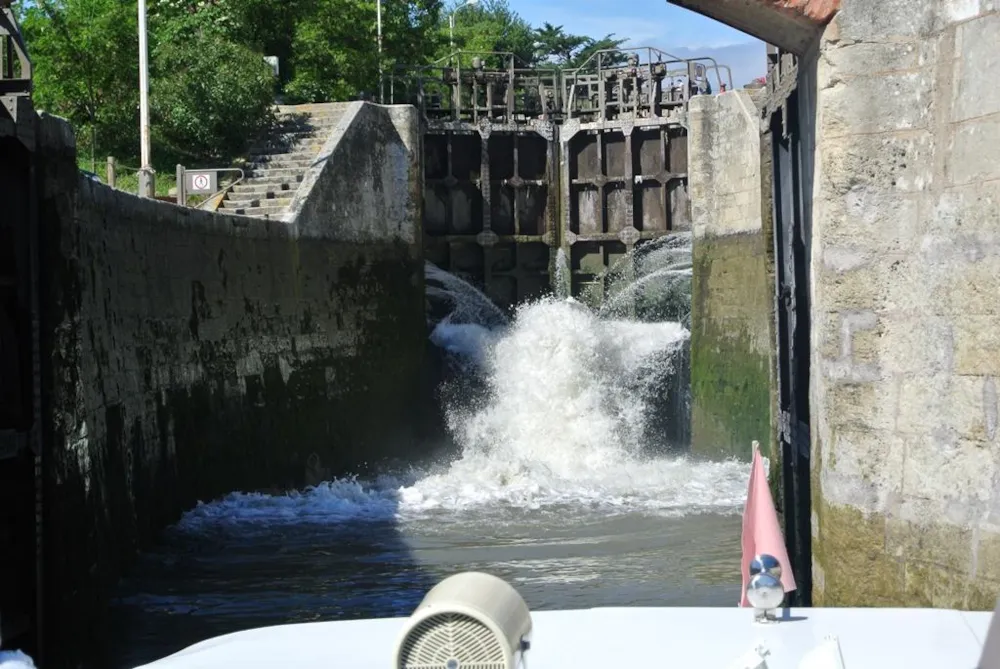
[173,238,747,528]
[425,261,508,329]
[586,233,693,325]
[390,235,740,517]
[443,297,687,470]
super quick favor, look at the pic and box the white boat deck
[134,606,994,668]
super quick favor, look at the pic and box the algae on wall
[687,91,777,463]
[690,232,774,461]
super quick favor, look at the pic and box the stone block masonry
[810,0,1000,608]
[688,90,777,461]
[29,103,425,666]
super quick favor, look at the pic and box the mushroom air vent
[393,572,532,669]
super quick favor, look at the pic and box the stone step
[249,156,315,170]
[249,141,326,158]
[230,202,291,218]
[223,186,298,203]
[273,115,343,130]
[276,108,347,121]
[239,174,305,188]
[247,151,320,167]
[247,167,306,179]
[231,181,297,195]
[221,195,294,210]
[267,123,334,139]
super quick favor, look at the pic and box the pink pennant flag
[740,441,796,606]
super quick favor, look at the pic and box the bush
[152,29,276,163]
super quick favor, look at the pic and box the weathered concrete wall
[284,102,421,243]
[32,103,425,665]
[689,91,776,461]
[811,0,1000,608]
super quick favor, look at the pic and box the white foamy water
[178,279,748,533]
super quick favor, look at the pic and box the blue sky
[504,0,768,87]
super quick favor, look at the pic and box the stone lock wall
[31,104,426,665]
[688,90,777,461]
[810,0,1000,608]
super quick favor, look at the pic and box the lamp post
[137,0,154,197]
[448,0,478,52]
[376,0,383,102]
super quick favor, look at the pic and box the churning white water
[409,297,744,515]
[179,234,745,527]
[111,235,750,667]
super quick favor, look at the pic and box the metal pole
[449,1,476,56]
[138,0,153,198]
[376,0,383,103]
[175,165,186,207]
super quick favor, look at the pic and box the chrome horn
[746,554,784,623]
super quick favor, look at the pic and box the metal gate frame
[391,54,562,309]
[765,48,813,607]
[558,115,688,298]
[422,120,559,307]
[393,49,728,309]
[556,47,707,304]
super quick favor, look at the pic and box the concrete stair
[220,103,348,219]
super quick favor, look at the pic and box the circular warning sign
[192,173,211,190]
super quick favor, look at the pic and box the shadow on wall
[23,102,432,667]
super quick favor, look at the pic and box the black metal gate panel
[422,121,558,311]
[390,55,561,311]
[768,50,813,607]
[558,116,689,302]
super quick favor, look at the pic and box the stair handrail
[192,167,246,212]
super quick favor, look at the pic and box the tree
[532,22,628,69]
[23,0,277,168]
[532,22,586,65]
[20,0,140,168]
[285,0,443,103]
[149,4,276,162]
[442,0,535,68]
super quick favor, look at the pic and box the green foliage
[441,5,627,71]
[21,0,634,168]
[149,7,275,162]
[443,0,534,67]
[285,0,443,103]
[284,0,379,102]
[533,22,628,69]
[21,0,140,164]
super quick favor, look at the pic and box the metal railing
[387,48,735,126]
[387,51,561,126]
[562,48,733,121]
[175,165,246,211]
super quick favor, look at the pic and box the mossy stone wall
[688,91,777,462]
